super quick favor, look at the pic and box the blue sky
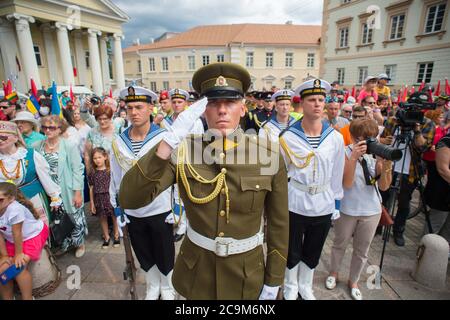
[114,0,323,48]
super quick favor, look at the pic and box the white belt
[290,179,330,195]
[186,225,264,257]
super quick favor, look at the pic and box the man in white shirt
[109,85,175,300]
[279,79,345,300]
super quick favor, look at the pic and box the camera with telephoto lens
[396,92,436,127]
[366,137,403,161]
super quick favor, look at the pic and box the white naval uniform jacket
[258,115,297,143]
[279,120,345,217]
[109,124,172,218]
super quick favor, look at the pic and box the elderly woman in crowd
[84,105,117,173]
[0,121,61,224]
[33,115,87,258]
[12,111,46,147]
[325,119,392,300]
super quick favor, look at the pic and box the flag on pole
[410,86,415,95]
[50,81,63,118]
[445,78,450,96]
[6,92,18,103]
[6,80,12,96]
[26,95,40,117]
[418,81,425,92]
[30,77,39,101]
[350,86,356,99]
[401,86,408,103]
[69,84,74,102]
[428,87,434,102]
[109,88,113,98]
[434,80,441,96]
[2,81,7,95]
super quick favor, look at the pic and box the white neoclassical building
[320,0,450,88]
[0,0,129,95]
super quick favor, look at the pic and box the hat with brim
[11,111,39,127]
[192,62,251,100]
[438,95,449,101]
[364,76,379,84]
[378,73,391,81]
[0,121,19,135]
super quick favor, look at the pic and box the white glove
[49,197,63,207]
[258,285,280,300]
[163,97,208,149]
[165,213,175,225]
[332,209,341,220]
[117,214,130,228]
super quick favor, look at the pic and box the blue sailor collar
[282,119,334,147]
[164,115,174,126]
[119,123,166,153]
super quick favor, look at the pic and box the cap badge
[175,89,179,94]
[128,86,135,96]
[215,76,228,87]
[314,79,321,88]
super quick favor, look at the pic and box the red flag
[401,86,408,102]
[428,88,434,102]
[30,77,38,101]
[350,86,356,99]
[434,80,441,96]
[109,88,113,98]
[6,79,12,96]
[445,78,450,95]
[418,81,425,92]
[2,81,6,95]
[73,67,77,77]
[410,86,415,95]
[69,84,74,102]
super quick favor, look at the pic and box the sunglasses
[42,125,60,131]
[352,115,365,119]
[0,105,11,110]
[367,102,377,105]
[0,135,9,141]
[343,110,352,114]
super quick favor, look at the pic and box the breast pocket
[240,176,272,213]
[183,166,216,199]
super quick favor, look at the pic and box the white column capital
[113,33,124,40]
[87,28,102,37]
[40,22,53,33]
[55,22,73,31]
[6,13,35,24]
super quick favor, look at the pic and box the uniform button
[255,184,260,189]
[219,152,225,159]
[221,168,227,174]
[218,232,225,237]
[219,210,226,217]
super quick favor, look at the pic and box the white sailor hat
[294,79,331,99]
[169,88,189,101]
[119,85,158,104]
[271,89,295,102]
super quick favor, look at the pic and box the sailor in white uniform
[161,88,204,242]
[259,89,296,143]
[109,86,175,300]
[279,79,345,300]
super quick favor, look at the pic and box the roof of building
[123,23,321,53]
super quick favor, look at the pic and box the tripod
[379,125,433,272]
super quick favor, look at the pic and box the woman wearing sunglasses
[33,116,87,258]
[0,121,61,227]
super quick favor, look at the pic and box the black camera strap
[349,146,380,185]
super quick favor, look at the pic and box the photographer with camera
[326,119,393,300]
[380,94,436,246]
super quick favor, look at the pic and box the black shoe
[393,232,405,246]
[102,238,110,249]
[113,237,120,248]
[174,233,184,242]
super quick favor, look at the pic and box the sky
[113,0,323,48]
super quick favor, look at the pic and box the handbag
[379,205,394,226]
[49,205,75,247]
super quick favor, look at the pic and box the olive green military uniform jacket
[119,129,289,300]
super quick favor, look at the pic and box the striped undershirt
[278,122,289,131]
[306,135,321,149]
[130,139,144,156]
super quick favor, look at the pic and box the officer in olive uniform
[119,62,289,300]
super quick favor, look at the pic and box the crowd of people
[0,64,449,301]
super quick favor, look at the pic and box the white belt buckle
[308,186,318,195]
[215,237,233,257]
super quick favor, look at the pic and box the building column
[99,35,110,91]
[73,30,87,86]
[6,13,41,89]
[40,23,58,84]
[0,17,26,92]
[113,33,125,89]
[55,22,74,86]
[87,28,103,95]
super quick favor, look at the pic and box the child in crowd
[88,147,120,249]
[357,76,379,104]
[0,182,49,300]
